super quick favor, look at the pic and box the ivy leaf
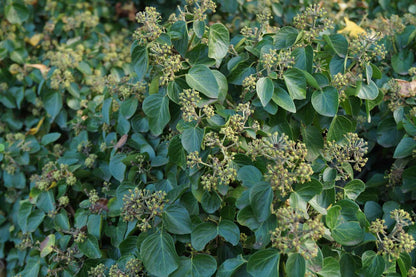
[311,86,339,117]
[142,93,171,136]
[140,232,179,276]
[247,249,280,276]
[283,68,307,100]
[171,255,217,277]
[191,222,217,251]
[77,234,102,259]
[256,77,274,107]
[186,64,219,98]
[208,23,230,67]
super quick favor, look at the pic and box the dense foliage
[1,0,416,276]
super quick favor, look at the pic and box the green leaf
[393,136,416,159]
[208,23,230,66]
[402,166,416,192]
[361,251,385,277]
[217,255,247,277]
[170,21,188,56]
[76,61,92,75]
[181,127,204,153]
[131,43,148,79]
[256,77,274,107]
[301,126,324,160]
[5,3,29,24]
[283,68,307,100]
[141,232,179,276]
[286,253,305,277]
[77,234,102,259]
[120,97,138,119]
[274,26,299,49]
[272,86,296,113]
[201,191,222,213]
[41,132,61,145]
[43,91,63,121]
[249,183,273,222]
[392,50,414,75]
[331,221,364,246]
[193,20,205,38]
[218,220,240,246]
[191,222,218,251]
[318,257,341,277]
[40,234,55,257]
[237,206,261,230]
[323,34,348,57]
[357,81,379,100]
[247,249,280,277]
[327,115,355,142]
[171,254,217,277]
[162,203,193,234]
[186,64,219,98]
[344,179,365,200]
[142,93,171,136]
[311,86,339,117]
[109,153,126,182]
[168,135,186,168]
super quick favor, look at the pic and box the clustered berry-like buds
[261,49,295,77]
[88,263,106,277]
[121,188,167,232]
[293,4,334,44]
[247,132,313,197]
[85,154,97,168]
[349,31,386,68]
[369,209,416,260]
[332,72,349,101]
[30,161,77,190]
[323,132,368,180]
[179,89,201,122]
[133,7,163,45]
[150,43,182,85]
[270,206,325,259]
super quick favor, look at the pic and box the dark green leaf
[186,64,219,98]
[141,232,179,276]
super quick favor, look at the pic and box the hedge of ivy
[1,0,416,276]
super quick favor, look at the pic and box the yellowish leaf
[25,34,43,46]
[26,117,45,135]
[47,181,57,190]
[25,63,49,76]
[337,18,366,38]
[395,79,416,98]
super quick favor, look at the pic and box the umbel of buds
[121,188,167,231]
[369,209,416,260]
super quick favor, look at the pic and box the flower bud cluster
[150,43,182,85]
[85,154,98,168]
[323,132,368,180]
[31,161,77,190]
[220,103,252,142]
[369,209,416,260]
[349,31,386,68]
[242,74,257,99]
[179,89,201,122]
[88,263,106,277]
[386,162,405,187]
[247,132,313,197]
[293,4,334,44]
[270,206,325,259]
[133,7,163,45]
[121,188,167,232]
[261,49,295,77]
[62,11,99,32]
[182,0,216,22]
[332,72,349,101]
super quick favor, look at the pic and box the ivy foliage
[1,0,416,276]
